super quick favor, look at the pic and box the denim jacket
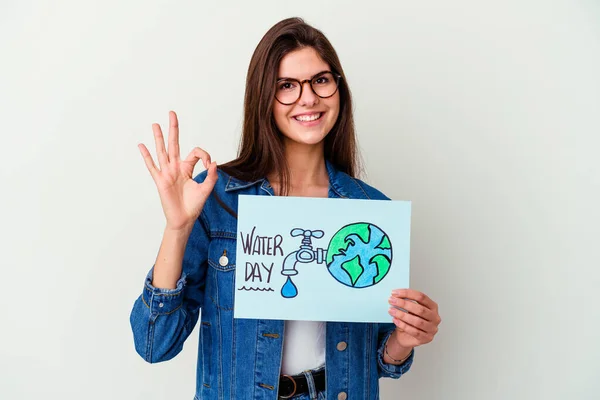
[129,160,414,400]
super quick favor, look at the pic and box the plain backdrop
[1,1,599,399]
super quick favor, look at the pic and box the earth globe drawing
[326,223,393,288]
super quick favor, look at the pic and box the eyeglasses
[275,71,342,105]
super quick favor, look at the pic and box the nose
[298,81,319,107]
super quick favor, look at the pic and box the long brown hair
[219,17,359,195]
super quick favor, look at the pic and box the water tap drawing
[280,223,393,298]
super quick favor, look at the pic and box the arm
[130,111,217,363]
[151,223,195,290]
[129,212,210,363]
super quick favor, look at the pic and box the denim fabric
[281,393,326,400]
[284,393,326,400]
[277,366,326,400]
[287,390,327,400]
[130,160,414,400]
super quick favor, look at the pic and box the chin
[285,129,329,146]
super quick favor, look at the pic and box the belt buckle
[279,374,297,399]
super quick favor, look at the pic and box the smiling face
[272,47,340,149]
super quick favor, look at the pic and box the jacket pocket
[208,235,237,271]
[206,235,237,311]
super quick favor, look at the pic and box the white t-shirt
[280,320,326,375]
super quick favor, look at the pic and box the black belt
[278,369,325,399]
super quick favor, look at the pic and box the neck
[268,139,329,192]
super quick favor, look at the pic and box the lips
[292,112,324,122]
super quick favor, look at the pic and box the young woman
[130,17,441,400]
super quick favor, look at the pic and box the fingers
[390,315,434,343]
[152,123,169,169]
[167,111,181,163]
[388,289,441,346]
[141,112,216,196]
[138,143,158,180]
[388,296,438,323]
[183,147,212,170]
[391,289,439,312]
[202,161,219,192]
[388,306,437,336]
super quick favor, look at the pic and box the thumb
[201,162,218,193]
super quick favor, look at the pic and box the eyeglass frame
[274,70,343,105]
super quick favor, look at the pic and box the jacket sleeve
[129,211,210,363]
[376,323,414,379]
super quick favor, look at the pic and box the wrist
[164,223,194,237]
[384,331,413,364]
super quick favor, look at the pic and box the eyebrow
[277,70,331,81]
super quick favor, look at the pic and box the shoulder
[329,167,390,200]
[352,177,390,200]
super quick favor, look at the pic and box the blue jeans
[284,392,326,400]
[279,367,326,400]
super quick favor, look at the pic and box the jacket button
[336,341,347,351]
[337,392,347,400]
[219,250,229,266]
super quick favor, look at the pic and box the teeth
[295,113,321,122]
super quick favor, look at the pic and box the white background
[1,1,599,399]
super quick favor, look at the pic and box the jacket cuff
[141,268,187,315]
[377,328,414,379]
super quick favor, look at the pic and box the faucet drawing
[281,228,328,298]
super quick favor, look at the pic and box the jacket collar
[223,159,355,199]
[224,176,265,192]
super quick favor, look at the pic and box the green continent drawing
[326,223,392,288]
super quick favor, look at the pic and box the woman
[130,17,441,400]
